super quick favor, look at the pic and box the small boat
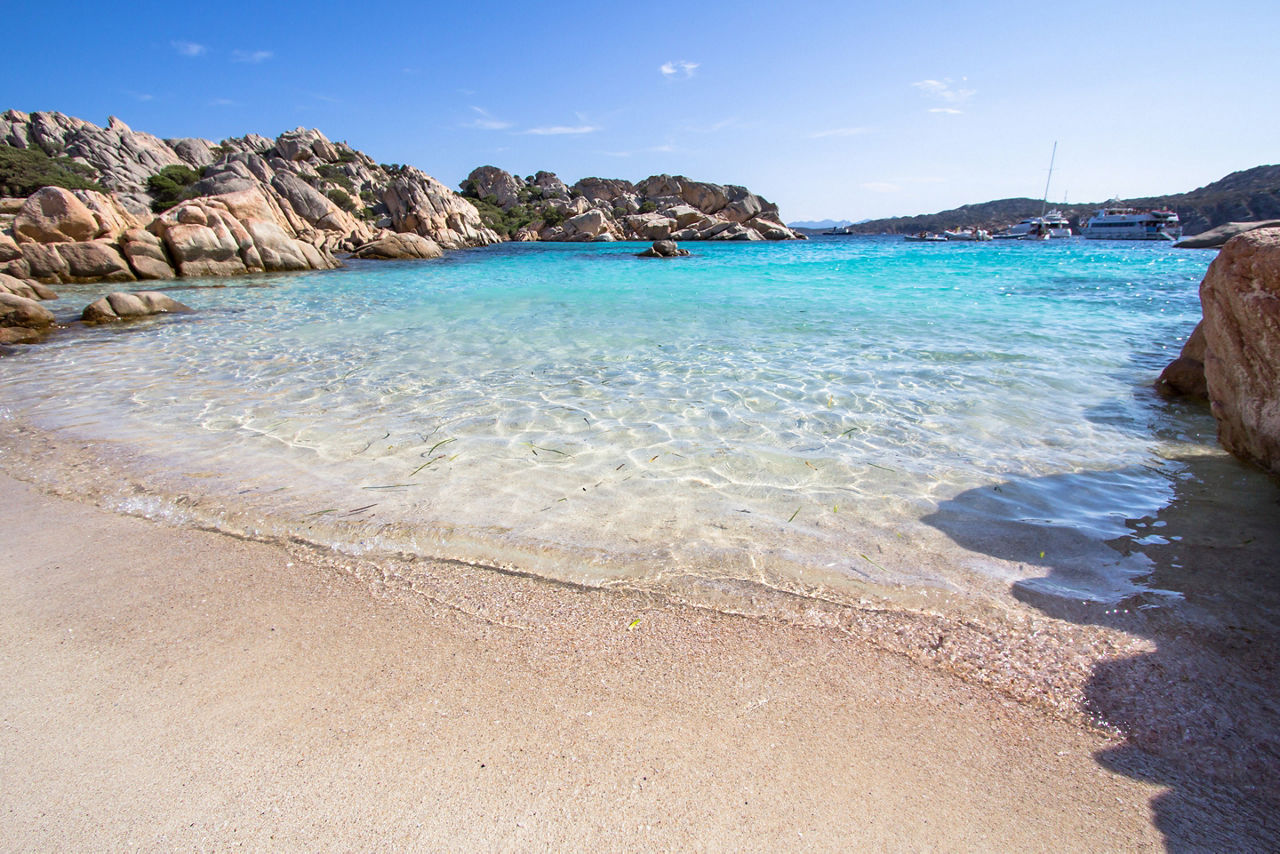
[1080,202,1182,241]
[993,143,1074,240]
[903,231,947,242]
[943,228,992,241]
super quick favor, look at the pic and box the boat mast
[1041,141,1057,216]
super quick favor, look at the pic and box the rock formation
[460,165,803,243]
[81,290,191,324]
[1196,227,1280,474]
[1155,322,1208,400]
[637,240,690,258]
[1175,220,1280,249]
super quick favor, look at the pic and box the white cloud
[660,60,699,79]
[232,49,274,64]
[929,107,963,115]
[861,182,900,193]
[912,78,975,104]
[172,40,206,57]
[465,106,513,130]
[811,127,868,138]
[522,125,600,135]
[210,97,238,107]
[125,90,154,102]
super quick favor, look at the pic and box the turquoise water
[0,237,1240,612]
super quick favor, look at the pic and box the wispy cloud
[209,97,238,107]
[912,78,974,114]
[465,106,513,131]
[861,182,900,193]
[660,60,699,79]
[124,90,154,102]
[171,40,206,57]
[522,125,600,136]
[810,127,868,138]
[232,49,273,64]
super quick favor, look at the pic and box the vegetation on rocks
[0,144,101,196]
[145,164,202,212]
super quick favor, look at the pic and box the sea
[3,235,1277,630]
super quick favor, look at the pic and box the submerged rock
[637,240,690,258]
[1155,322,1208,400]
[81,290,191,324]
[0,290,56,344]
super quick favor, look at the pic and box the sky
[3,0,1277,222]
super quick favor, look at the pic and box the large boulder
[565,209,609,238]
[12,187,100,243]
[382,167,500,249]
[0,290,56,344]
[119,228,175,280]
[351,232,443,260]
[637,240,690,258]
[81,290,191,324]
[56,239,135,283]
[1199,227,1280,473]
[0,272,56,300]
[466,166,524,209]
[19,242,71,283]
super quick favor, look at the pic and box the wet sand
[0,470,1273,850]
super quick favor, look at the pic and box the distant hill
[842,165,1280,236]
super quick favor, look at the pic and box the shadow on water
[923,453,1280,851]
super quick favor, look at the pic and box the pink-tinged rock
[56,240,136,283]
[19,242,70,283]
[12,187,99,243]
[1199,227,1280,474]
[1155,322,1208,399]
[0,291,56,328]
[119,229,175,280]
[351,233,443,260]
[81,290,191,324]
[0,272,56,300]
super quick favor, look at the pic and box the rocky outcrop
[382,167,500,250]
[148,188,339,277]
[0,272,56,300]
[637,240,690,258]
[81,290,191,324]
[0,290,55,344]
[351,232,443,260]
[1195,227,1280,474]
[1175,220,1280,249]
[459,166,802,243]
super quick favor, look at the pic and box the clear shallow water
[0,236,1250,614]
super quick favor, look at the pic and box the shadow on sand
[923,453,1280,851]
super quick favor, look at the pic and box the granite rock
[82,290,191,323]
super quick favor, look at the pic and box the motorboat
[943,228,992,241]
[903,232,948,242]
[1079,203,1182,240]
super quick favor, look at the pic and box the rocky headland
[460,165,801,243]
[0,110,800,346]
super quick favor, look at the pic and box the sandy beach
[2,469,1275,851]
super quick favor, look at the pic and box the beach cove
[3,236,1279,847]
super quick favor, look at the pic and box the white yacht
[993,215,1066,240]
[1080,203,1182,241]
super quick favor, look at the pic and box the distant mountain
[842,165,1280,236]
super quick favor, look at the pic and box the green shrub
[542,207,566,227]
[638,200,657,214]
[326,187,358,213]
[0,144,102,196]
[146,164,201,211]
[316,164,356,194]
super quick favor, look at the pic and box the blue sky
[4,0,1277,221]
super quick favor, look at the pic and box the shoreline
[3,464,1277,847]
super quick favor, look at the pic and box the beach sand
[0,470,1273,850]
